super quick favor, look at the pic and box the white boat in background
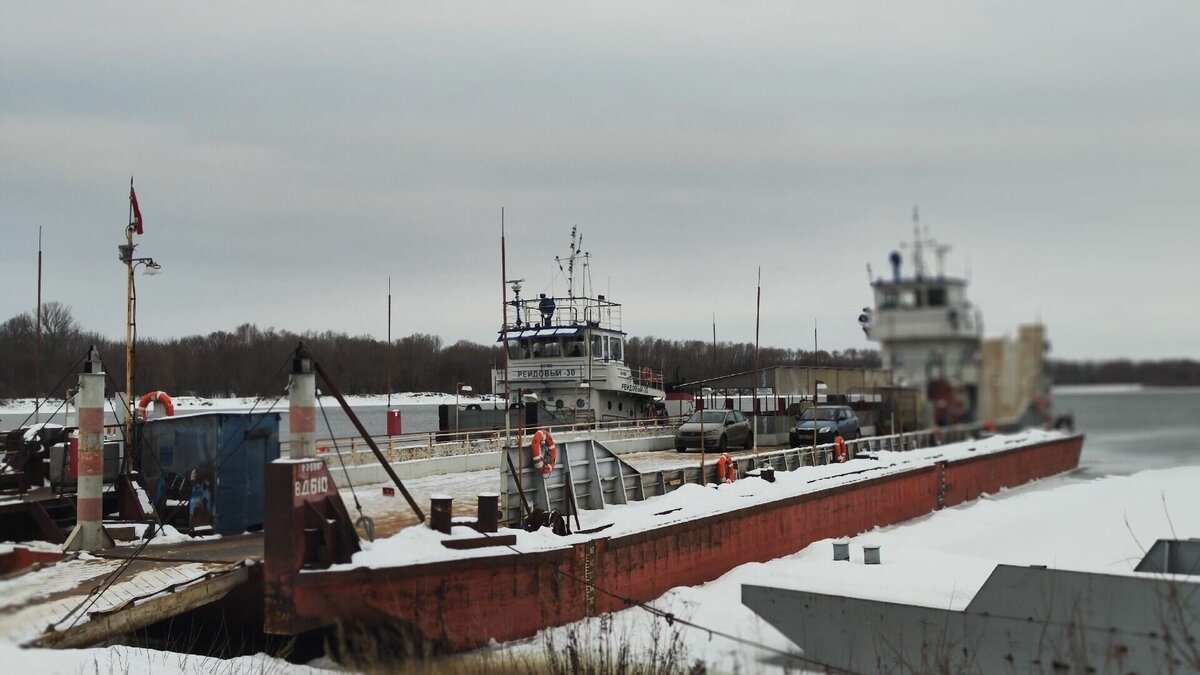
[859,215,1054,429]
[489,228,666,426]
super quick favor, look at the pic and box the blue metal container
[139,412,280,535]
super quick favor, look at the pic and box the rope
[10,348,90,431]
[472,530,853,673]
[316,394,363,514]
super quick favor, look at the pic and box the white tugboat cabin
[492,234,665,425]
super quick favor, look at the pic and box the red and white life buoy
[137,390,175,420]
[530,429,557,476]
[833,435,848,463]
[716,453,736,484]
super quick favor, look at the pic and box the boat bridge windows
[879,283,956,310]
[506,330,623,361]
[591,334,622,361]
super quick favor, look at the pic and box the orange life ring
[640,366,652,382]
[833,435,848,463]
[530,429,557,476]
[136,390,175,420]
[716,453,735,484]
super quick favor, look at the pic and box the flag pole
[124,177,136,462]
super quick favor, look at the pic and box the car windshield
[685,411,727,424]
[800,408,839,421]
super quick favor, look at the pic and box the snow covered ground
[492,464,1200,673]
[0,642,336,675]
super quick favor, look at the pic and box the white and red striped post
[64,347,114,551]
[289,347,316,459]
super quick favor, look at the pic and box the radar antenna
[911,206,926,279]
[554,225,586,299]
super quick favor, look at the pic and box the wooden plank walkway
[0,536,257,648]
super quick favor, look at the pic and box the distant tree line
[1048,359,1200,387]
[3,304,1193,401]
[0,304,881,401]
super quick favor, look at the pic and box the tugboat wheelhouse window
[927,287,947,307]
[565,337,585,357]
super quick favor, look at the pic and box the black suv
[789,405,861,447]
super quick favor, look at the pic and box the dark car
[675,410,753,452]
[789,405,861,447]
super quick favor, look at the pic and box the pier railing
[281,415,686,465]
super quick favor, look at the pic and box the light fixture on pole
[455,383,473,432]
[118,241,162,465]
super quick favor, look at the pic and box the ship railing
[281,415,687,465]
[630,364,664,389]
[283,413,1025,468]
[505,295,622,333]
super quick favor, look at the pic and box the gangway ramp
[0,534,260,648]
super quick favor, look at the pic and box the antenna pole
[753,266,761,457]
[813,320,818,453]
[34,226,42,424]
[386,276,392,411]
[501,207,511,446]
[711,313,717,371]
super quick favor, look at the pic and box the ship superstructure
[859,220,982,425]
[492,229,665,423]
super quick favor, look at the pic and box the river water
[1055,387,1200,476]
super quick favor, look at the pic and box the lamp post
[118,238,161,462]
[455,383,473,432]
[813,379,827,456]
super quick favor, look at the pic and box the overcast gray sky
[3,2,1197,361]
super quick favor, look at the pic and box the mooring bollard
[430,494,453,534]
[760,466,776,483]
[833,540,850,561]
[476,492,499,533]
[863,544,881,565]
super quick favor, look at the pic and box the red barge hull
[264,434,1083,650]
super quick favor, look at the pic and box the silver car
[674,410,753,452]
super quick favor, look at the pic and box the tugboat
[858,219,982,427]
[858,211,1053,429]
[491,228,666,425]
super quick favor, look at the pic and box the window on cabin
[927,287,947,307]
[565,337,585,357]
[899,289,918,308]
[610,338,623,361]
[507,339,528,359]
[591,335,604,359]
[535,337,561,358]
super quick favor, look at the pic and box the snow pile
[0,642,334,675]
[497,464,1200,673]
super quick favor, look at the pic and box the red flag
[129,184,144,235]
